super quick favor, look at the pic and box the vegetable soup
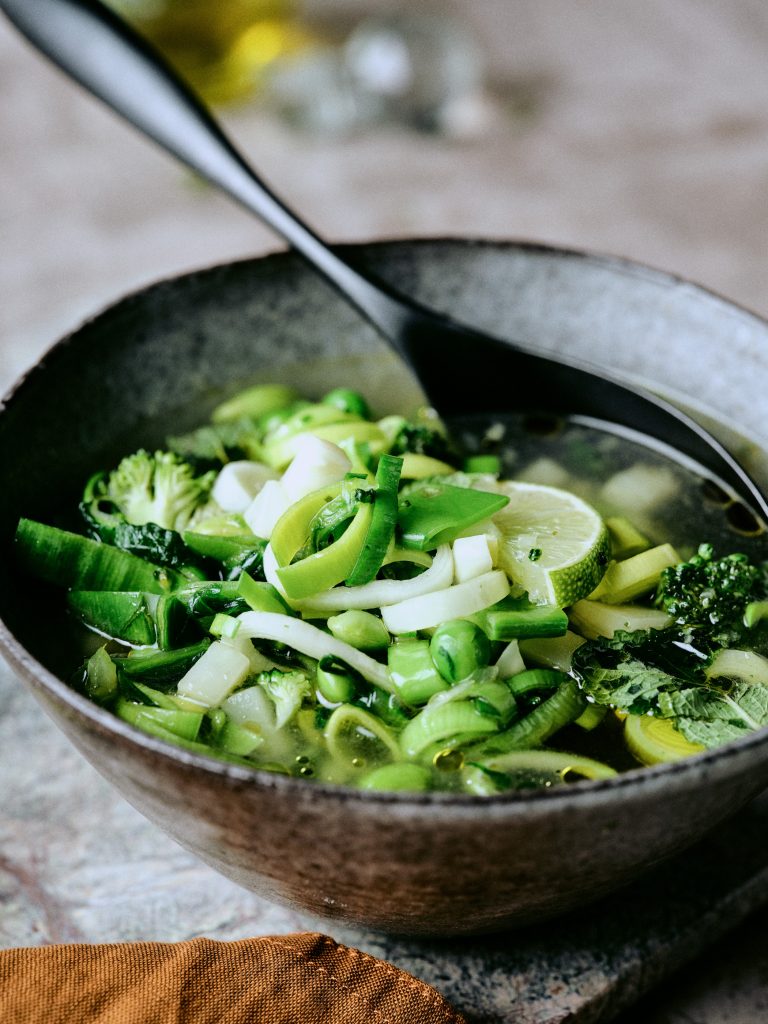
[14,385,768,794]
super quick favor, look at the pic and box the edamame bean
[359,763,432,792]
[316,660,357,704]
[429,619,490,683]
[322,388,371,420]
[327,610,389,651]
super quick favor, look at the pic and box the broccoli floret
[655,543,763,646]
[258,669,311,728]
[85,449,215,534]
[391,422,455,463]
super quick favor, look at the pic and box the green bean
[463,454,501,474]
[429,620,491,683]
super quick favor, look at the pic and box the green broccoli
[83,450,215,535]
[391,422,456,463]
[258,669,312,728]
[655,543,763,647]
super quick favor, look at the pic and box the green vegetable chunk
[397,483,508,551]
[656,543,762,647]
[470,680,586,755]
[15,519,178,594]
[84,449,215,533]
[429,620,491,683]
[322,387,371,419]
[388,639,449,705]
[346,454,403,585]
[327,610,389,651]
[476,595,568,641]
[68,590,158,647]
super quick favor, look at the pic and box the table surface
[3,1,768,1020]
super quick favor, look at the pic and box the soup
[14,384,768,794]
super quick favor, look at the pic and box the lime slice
[493,482,609,606]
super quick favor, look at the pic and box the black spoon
[3,0,767,520]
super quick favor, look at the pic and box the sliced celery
[400,700,499,758]
[569,600,673,639]
[116,700,204,742]
[476,595,568,641]
[507,668,568,697]
[605,516,651,559]
[589,543,680,604]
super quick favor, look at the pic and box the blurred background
[2,1,768,1020]
[3,0,768,390]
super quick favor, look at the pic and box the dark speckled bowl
[3,239,768,936]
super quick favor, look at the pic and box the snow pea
[397,483,508,551]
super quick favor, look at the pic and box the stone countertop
[2,1,768,1020]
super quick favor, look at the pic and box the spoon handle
[0,0,411,340]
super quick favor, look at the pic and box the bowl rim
[3,235,768,812]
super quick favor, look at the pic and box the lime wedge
[493,482,609,606]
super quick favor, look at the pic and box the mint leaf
[727,682,768,731]
[582,660,676,714]
[657,687,735,721]
[676,717,750,748]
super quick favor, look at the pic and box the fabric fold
[0,932,467,1023]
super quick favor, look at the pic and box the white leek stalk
[236,611,395,693]
[279,435,351,502]
[495,640,526,679]
[452,534,494,583]
[177,640,251,708]
[381,570,510,635]
[243,480,291,539]
[212,460,278,512]
[706,648,768,686]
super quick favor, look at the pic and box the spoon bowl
[2,0,767,519]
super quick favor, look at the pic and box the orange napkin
[0,932,466,1023]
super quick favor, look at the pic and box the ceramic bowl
[2,239,768,936]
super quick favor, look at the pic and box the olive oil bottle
[109,0,311,103]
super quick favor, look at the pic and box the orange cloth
[0,932,466,1023]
